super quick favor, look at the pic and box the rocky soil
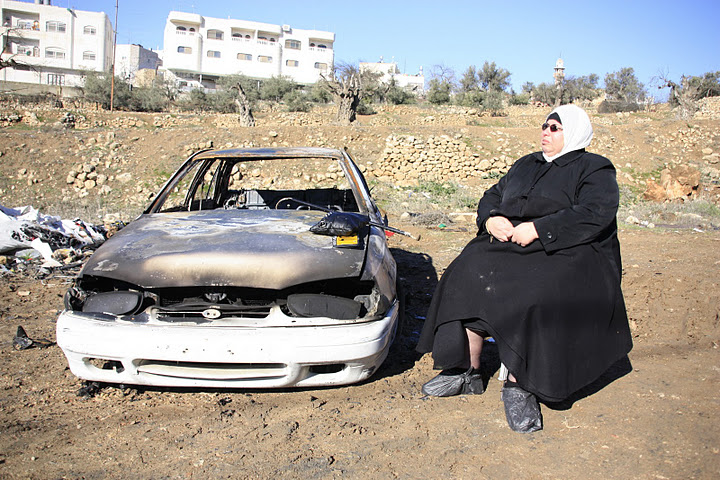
[0,101,719,479]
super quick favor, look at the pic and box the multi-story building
[360,59,425,94]
[115,43,161,86]
[161,11,334,90]
[0,0,112,88]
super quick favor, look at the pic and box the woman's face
[541,119,564,157]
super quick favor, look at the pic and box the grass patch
[373,179,481,216]
[619,198,720,230]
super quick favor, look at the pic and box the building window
[47,73,65,85]
[82,51,96,61]
[83,25,96,35]
[309,43,315,47]
[314,62,327,69]
[176,26,186,33]
[286,60,299,67]
[46,21,66,33]
[45,47,65,59]
[17,20,40,30]
[207,29,224,40]
[189,28,195,32]
[237,53,252,61]
[258,55,272,63]
[317,44,327,49]
[285,39,301,50]
[177,46,192,54]
[207,50,221,58]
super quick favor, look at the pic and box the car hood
[81,210,367,290]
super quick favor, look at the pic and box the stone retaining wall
[370,134,512,185]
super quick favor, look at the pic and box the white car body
[56,148,401,388]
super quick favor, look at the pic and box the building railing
[309,46,332,53]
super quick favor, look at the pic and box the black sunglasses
[541,123,563,132]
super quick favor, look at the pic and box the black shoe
[422,367,485,397]
[501,381,543,433]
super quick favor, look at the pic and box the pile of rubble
[65,162,112,196]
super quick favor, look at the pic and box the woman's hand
[486,216,514,242]
[511,222,538,247]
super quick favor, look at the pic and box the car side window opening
[157,160,220,212]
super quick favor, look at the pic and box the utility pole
[110,0,118,111]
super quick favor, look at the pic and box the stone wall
[370,134,513,185]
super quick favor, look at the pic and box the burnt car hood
[81,210,367,290]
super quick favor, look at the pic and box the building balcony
[168,11,202,25]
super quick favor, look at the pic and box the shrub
[259,75,296,102]
[427,78,452,104]
[283,89,312,112]
[510,92,530,105]
[597,100,641,113]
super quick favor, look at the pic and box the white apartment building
[0,0,112,87]
[360,59,425,94]
[162,11,334,90]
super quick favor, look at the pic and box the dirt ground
[1,104,719,479]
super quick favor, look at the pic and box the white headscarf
[542,104,594,162]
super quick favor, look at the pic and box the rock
[642,179,667,202]
[116,173,133,183]
[661,165,700,200]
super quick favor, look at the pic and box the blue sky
[56,0,719,99]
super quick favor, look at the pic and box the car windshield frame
[144,148,374,216]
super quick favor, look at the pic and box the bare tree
[653,71,698,119]
[1,24,25,72]
[321,63,363,125]
[430,64,456,85]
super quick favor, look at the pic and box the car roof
[192,147,346,161]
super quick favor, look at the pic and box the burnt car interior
[154,156,363,214]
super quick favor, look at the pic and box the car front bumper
[56,303,399,388]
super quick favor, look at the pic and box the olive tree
[320,62,371,124]
[604,67,646,103]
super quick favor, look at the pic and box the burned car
[56,147,402,388]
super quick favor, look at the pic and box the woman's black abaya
[416,149,633,402]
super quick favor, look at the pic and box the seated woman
[416,104,633,433]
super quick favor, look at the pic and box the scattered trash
[12,326,55,350]
[438,223,447,229]
[0,204,119,279]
